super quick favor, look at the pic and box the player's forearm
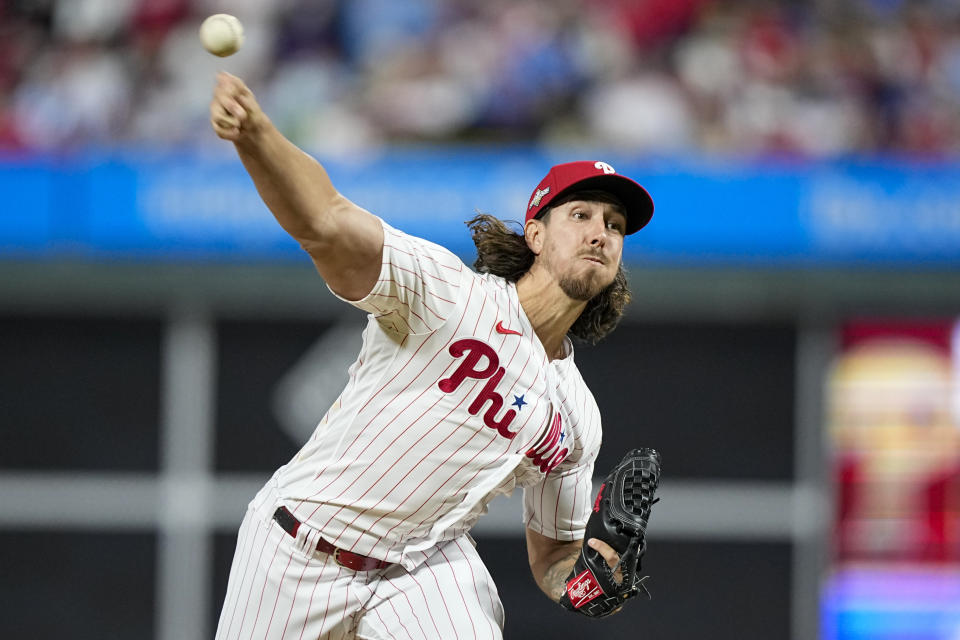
[527,528,581,602]
[233,120,342,250]
[534,548,580,601]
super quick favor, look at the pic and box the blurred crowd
[2,0,960,156]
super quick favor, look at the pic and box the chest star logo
[511,395,527,410]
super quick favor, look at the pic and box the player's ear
[524,218,545,255]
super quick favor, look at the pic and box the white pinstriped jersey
[274,219,602,570]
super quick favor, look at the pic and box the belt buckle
[332,547,347,569]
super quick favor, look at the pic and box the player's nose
[587,218,606,247]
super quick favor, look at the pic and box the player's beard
[539,240,616,302]
[556,256,614,301]
[558,270,608,301]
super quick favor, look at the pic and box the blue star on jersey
[511,394,527,410]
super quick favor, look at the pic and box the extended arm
[209,72,382,300]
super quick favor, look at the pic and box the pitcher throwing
[210,71,662,639]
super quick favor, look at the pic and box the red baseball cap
[525,161,654,234]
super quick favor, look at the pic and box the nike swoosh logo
[495,321,522,336]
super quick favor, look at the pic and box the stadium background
[2,0,959,639]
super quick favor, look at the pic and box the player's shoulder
[474,270,524,307]
[475,270,511,290]
[380,218,467,273]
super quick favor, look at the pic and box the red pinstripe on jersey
[454,537,500,639]
[303,279,481,492]
[384,572,442,637]
[420,560,460,640]
[244,528,284,637]
[439,546,477,631]
[295,553,336,640]
[297,279,484,513]
[344,319,536,551]
[385,575,431,637]
[375,387,549,559]
[374,278,452,318]
[366,348,548,556]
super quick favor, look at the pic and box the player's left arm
[525,528,621,602]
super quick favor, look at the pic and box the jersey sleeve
[522,453,597,542]
[328,219,465,334]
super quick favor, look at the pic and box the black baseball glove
[559,447,662,618]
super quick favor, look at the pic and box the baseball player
[210,71,658,639]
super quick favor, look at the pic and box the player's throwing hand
[209,72,264,142]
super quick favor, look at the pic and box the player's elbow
[290,193,348,251]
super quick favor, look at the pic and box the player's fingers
[210,115,239,139]
[211,73,256,137]
[226,74,253,98]
[213,123,241,141]
[210,106,240,139]
[214,74,249,105]
[587,538,620,568]
[213,116,239,132]
[217,71,254,101]
[233,91,259,116]
[230,101,247,121]
[588,538,624,583]
[218,98,246,121]
[217,71,242,91]
[210,103,239,128]
[211,81,244,111]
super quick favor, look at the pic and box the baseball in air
[199,14,244,57]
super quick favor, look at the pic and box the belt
[272,506,392,572]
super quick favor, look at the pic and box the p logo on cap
[594,161,616,174]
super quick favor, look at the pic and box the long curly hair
[466,191,632,345]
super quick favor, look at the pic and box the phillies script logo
[525,411,568,474]
[438,339,519,439]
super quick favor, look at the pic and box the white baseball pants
[215,477,505,640]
